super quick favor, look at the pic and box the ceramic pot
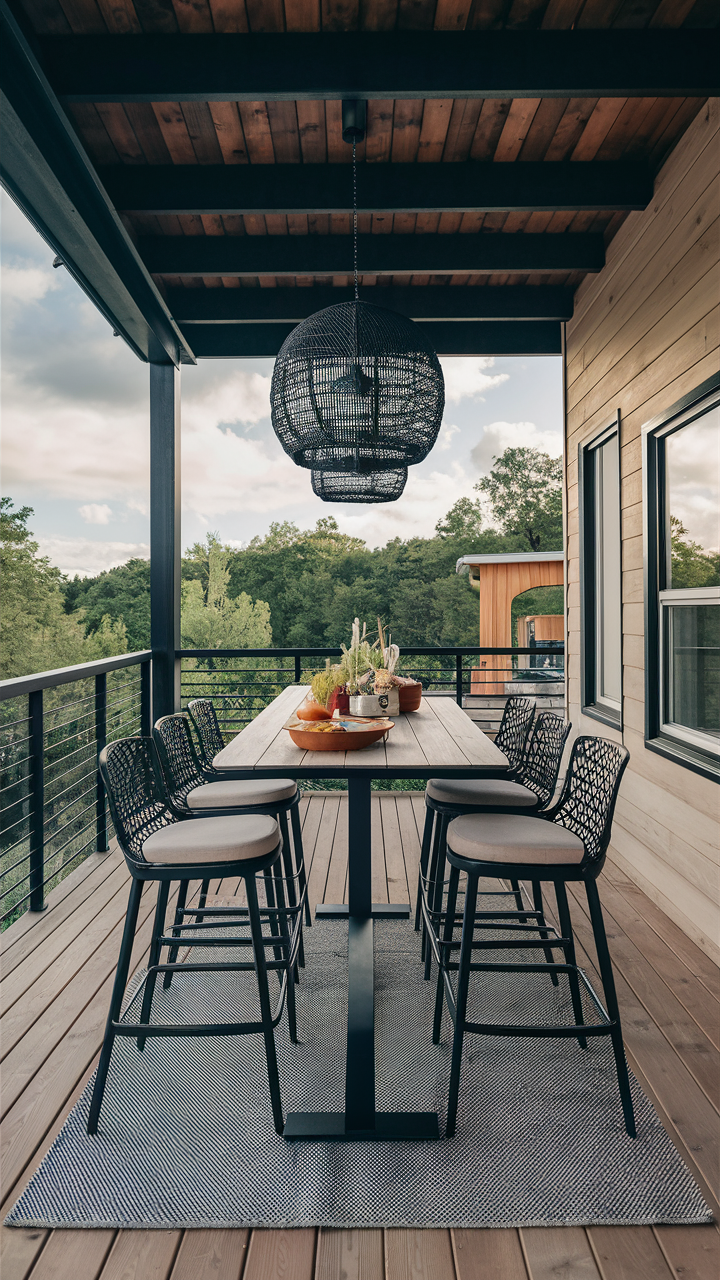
[398,682,422,712]
[349,689,400,717]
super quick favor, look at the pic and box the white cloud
[440,357,509,403]
[78,502,112,525]
[438,424,460,451]
[1,262,59,305]
[184,368,272,430]
[36,536,149,578]
[471,420,563,474]
[126,497,148,516]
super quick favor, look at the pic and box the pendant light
[311,467,408,504]
[270,104,445,474]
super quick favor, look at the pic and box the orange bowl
[398,682,422,712]
[286,717,393,752]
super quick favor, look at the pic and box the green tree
[670,516,720,588]
[435,496,484,540]
[181,538,272,650]
[64,558,151,652]
[0,498,127,678]
[475,447,563,552]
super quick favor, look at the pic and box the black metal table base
[283,1111,439,1140]
[315,903,410,920]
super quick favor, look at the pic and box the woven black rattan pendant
[270,109,445,475]
[311,467,408,504]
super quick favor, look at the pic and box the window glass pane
[666,407,720,588]
[666,604,720,738]
[595,433,621,706]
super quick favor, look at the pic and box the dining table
[214,684,509,1141]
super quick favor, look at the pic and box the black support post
[28,689,46,912]
[95,672,108,853]
[150,363,181,723]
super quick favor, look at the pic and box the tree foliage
[670,516,720,588]
[0,498,127,679]
[475,447,563,552]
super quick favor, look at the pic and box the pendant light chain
[352,138,359,301]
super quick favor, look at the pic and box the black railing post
[456,653,463,706]
[95,672,108,853]
[28,689,46,912]
[140,658,152,736]
[294,653,302,683]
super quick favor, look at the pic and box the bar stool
[415,695,537,964]
[418,711,571,980]
[154,712,310,971]
[89,736,301,1137]
[188,697,311,928]
[424,735,635,1139]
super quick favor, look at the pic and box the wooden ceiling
[5,0,719,360]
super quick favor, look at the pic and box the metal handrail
[0,650,151,701]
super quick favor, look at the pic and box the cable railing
[179,645,565,740]
[0,652,151,928]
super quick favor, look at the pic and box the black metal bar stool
[423,735,635,1139]
[416,695,538,970]
[89,737,302,1137]
[188,697,311,928]
[154,712,310,972]
[418,711,571,981]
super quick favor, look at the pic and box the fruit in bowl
[296,697,332,722]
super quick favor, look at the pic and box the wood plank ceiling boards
[1,0,719,363]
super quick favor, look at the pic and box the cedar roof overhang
[2,0,718,367]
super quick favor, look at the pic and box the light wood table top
[213,685,508,777]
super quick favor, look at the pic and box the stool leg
[510,878,529,922]
[278,809,302,975]
[138,880,169,1050]
[433,863,460,1045]
[290,799,312,928]
[263,868,284,969]
[415,805,434,932]
[87,877,144,1135]
[555,882,587,1050]
[446,871,479,1139]
[164,878,188,990]
[272,869,298,1043]
[425,815,448,981]
[197,879,210,915]
[585,879,636,1139]
[532,880,559,986]
[246,872,284,1136]
[420,810,439,964]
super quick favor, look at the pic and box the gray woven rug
[6,914,712,1229]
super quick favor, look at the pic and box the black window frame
[579,414,623,730]
[643,372,720,784]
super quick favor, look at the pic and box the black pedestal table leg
[345,774,374,1132]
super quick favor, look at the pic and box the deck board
[0,796,718,1280]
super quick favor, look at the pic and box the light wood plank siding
[564,99,720,966]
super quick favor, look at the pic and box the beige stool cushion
[448,813,585,866]
[143,814,279,866]
[186,778,297,810]
[427,777,537,808]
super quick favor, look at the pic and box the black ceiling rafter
[140,232,605,277]
[0,2,191,367]
[182,321,562,359]
[101,162,651,216]
[38,32,720,102]
[166,285,574,324]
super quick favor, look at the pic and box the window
[645,376,720,778]
[580,420,622,727]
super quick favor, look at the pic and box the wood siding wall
[565,99,720,966]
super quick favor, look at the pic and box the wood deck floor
[1,794,718,1280]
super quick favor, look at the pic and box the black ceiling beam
[140,232,605,277]
[166,285,573,324]
[0,3,191,366]
[39,32,720,102]
[102,163,650,215]
[183,320,562,358]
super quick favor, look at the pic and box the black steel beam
[150,365,181,719]
[0,2,191,366]
[167,284,573,323]
[101,162,651,215]
[39,32,720,102]
[141,231,605,277]
[183,320,562,358]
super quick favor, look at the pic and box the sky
[1,189,564,578]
